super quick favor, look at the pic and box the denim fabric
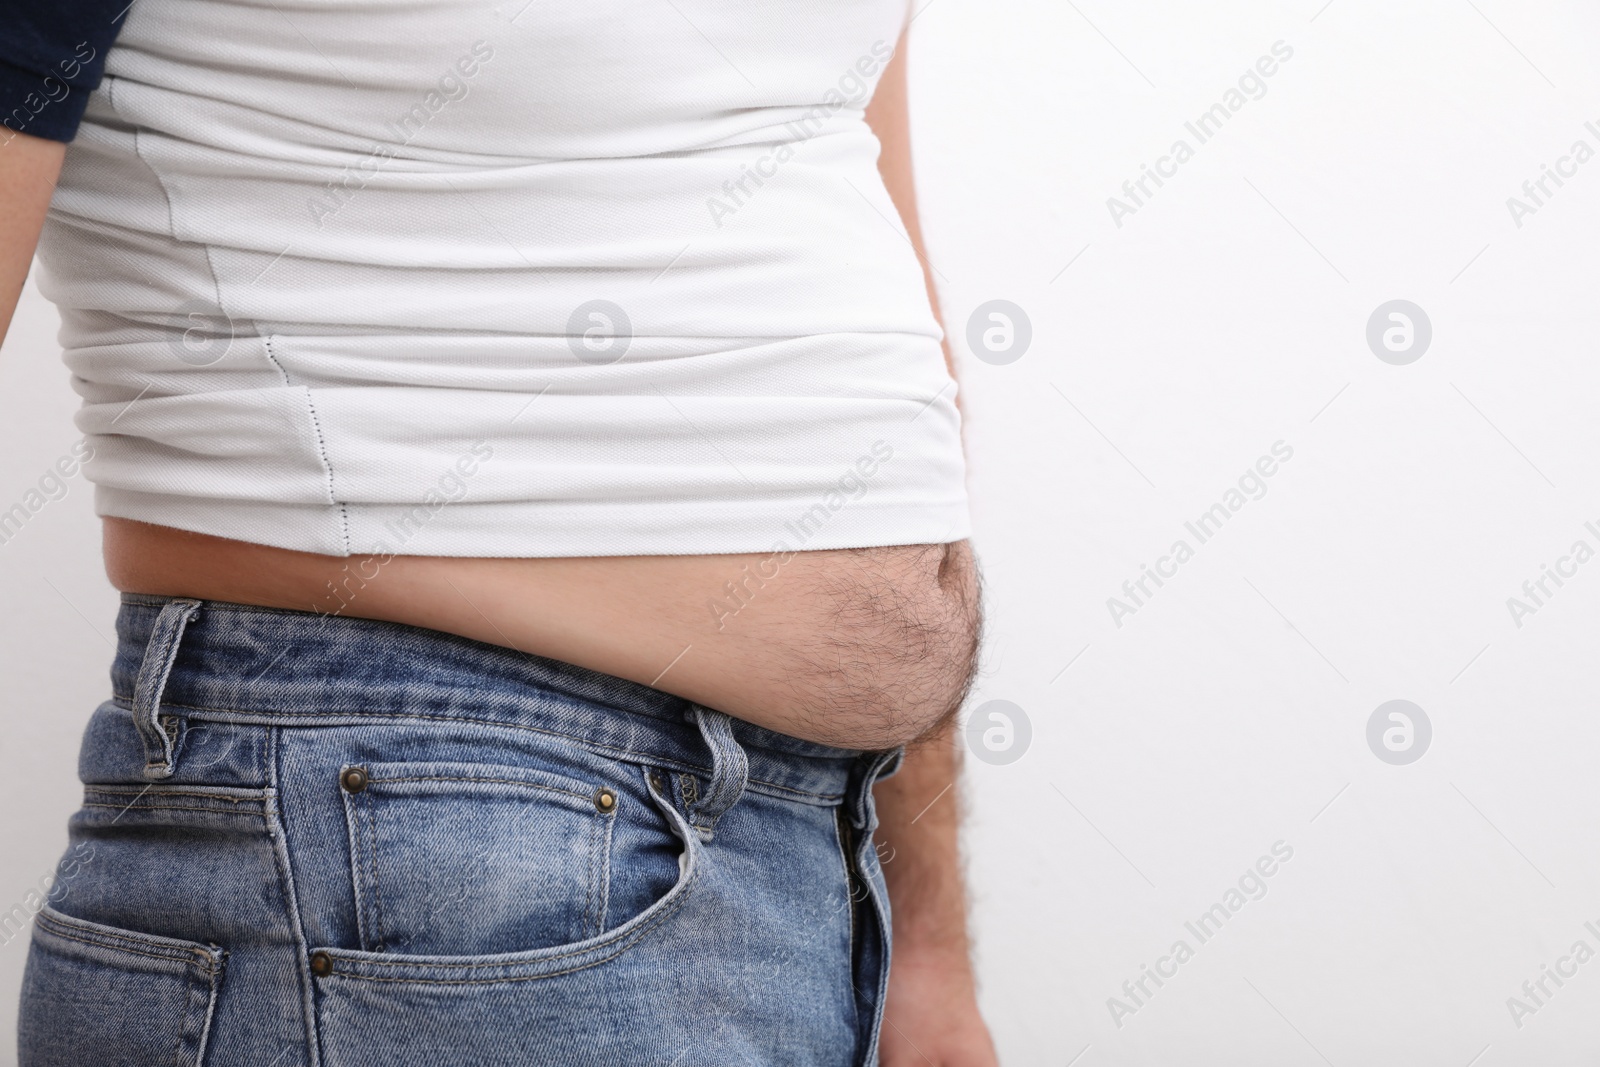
[19,594,905,1066]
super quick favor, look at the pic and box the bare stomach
[103,517,981,750]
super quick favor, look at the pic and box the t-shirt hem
[96,488,974,558]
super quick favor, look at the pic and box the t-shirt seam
[265,335,351,554]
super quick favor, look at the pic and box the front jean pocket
[314,762,699,985]
[340,759,672,957]
[18,905,224,1067]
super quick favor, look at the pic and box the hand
[878,947,1000,1066]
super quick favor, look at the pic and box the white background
[4,1,1600,1064]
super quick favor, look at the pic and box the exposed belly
[103,518,980,749]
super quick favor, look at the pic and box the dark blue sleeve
[0,0,134,142]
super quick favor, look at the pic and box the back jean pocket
[340,759,671,956]
[18,905,224,1067]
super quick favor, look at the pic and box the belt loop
[685,704,749,843]
[131,598,203,780]
[849,746,905,832]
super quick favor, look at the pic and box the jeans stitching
[35,916,220,974]
[81,803,268,819]
[107,700,848,803]
[83,788,263,802]
[365,791,387,953]
[370,776,592,802]
[265,726,323,1067]
[322,869,697,984]
[593,805,615,937]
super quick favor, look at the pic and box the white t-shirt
[38,0,970,557]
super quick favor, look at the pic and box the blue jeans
[19,594,904,1066]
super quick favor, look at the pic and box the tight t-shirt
[5,0,970,557]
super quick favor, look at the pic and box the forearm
[872,720,974,964]
[0,130,66,349]
[872,722,999,1065]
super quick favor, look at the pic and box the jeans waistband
[111,593,892,809]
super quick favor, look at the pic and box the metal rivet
[310,950,333,977]
[648,771,666,793]
[594,787,617,813]
[340,767,369,794]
